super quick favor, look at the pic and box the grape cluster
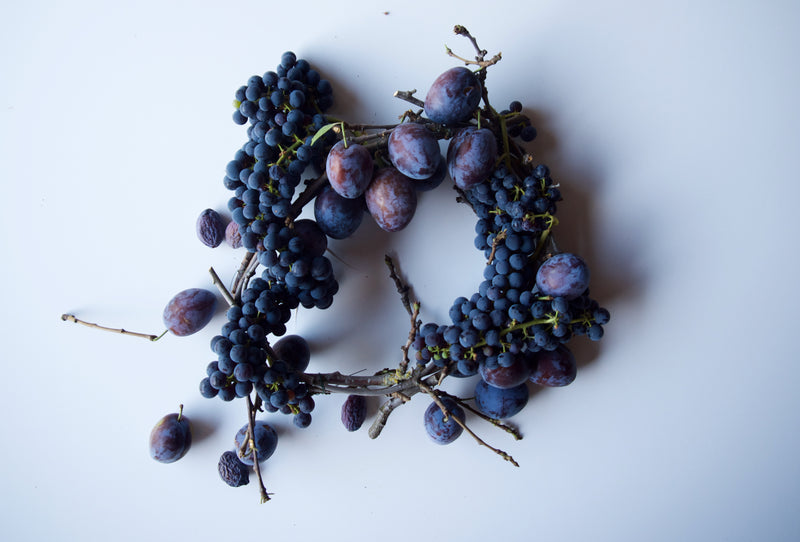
[223,52,336,254]
[200,277,317,428]
[183,34,612,498]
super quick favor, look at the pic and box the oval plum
[364,167,417,232]
[162,288,217,337]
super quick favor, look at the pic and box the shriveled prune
[196,208,227,248]
[218,450,249,487]
[225,220,242,249]
[341,394,367,432]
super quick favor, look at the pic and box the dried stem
[398,302,421,375]
[393,89,425,109]
[60,314,166,341]
[418,381,519,467]
[209,267,236,307]
[437,391,522,440]
[246,395,271,503]
[231,252,255,300]
[384,254,413,315]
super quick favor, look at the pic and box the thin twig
[392,90,425,109]
[209,267,236,307]
[385,254,412,315]
[60,314,166,341]
[398,302,421,375]
[437,391,522,440]
[246,395,271,503]
[418,381,519,467]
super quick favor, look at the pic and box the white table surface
[2,1,799,540]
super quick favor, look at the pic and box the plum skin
[424,66,482,125]
[536,253,590,300]
[313,185,364,240]
[423,397,465,445]
[234,421,278,466]
[479,356,533,389]
[364,167,417,232]
[162,288,217,337]
[388,123,441,180]
[474,380,529,419]
[530,345,577,387]
[149,412,192,463]
[325,141,374,199]
[447,127,497,190]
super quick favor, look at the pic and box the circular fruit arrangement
[62,26,609,503]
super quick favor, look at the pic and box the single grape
[474,380,529,419]
[364,167,417,232]
[234,421,278,466]
[325,141,374,199]
[196,208,227,248]
[272,334,310,372]
[423,397,465,445]
[162,288,217,337]
[535,253,590,300]
[149,409,192,463]
[447,127,497,190]
[387,122,442,180]
[341,394,367,432]
[530,345,577,387]
[424,66,482,125]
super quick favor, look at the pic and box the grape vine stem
[245,394,271,503]
[419,381,520,466]
[59,314,166,341]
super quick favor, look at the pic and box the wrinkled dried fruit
[196,208,226,248]
[225,220,242,249]
[218,450,249,487]
[341,394,367,432]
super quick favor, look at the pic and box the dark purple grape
[325,141,374,199]
[446,127,497,190]
[474,380,529,419]
[162,288,217,337]
[149,410,191,463]
[423,397,465,445]
[536,253,590,300]
[313,185,365,239]
[272,334,310,372]
[530,345,577,387]
[424,66,482,125]
[292,219,327,257]
[387,122,442,180]
[341,394,367,432]
[234,421,278,466]
[364,167,417,232]
[479,355,533,389]
[218,450,249,487]
[225,221,242,248]
[196,208,227,248]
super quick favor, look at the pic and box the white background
[2,1,799,540]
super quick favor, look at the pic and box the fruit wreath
[62,26,609,502]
